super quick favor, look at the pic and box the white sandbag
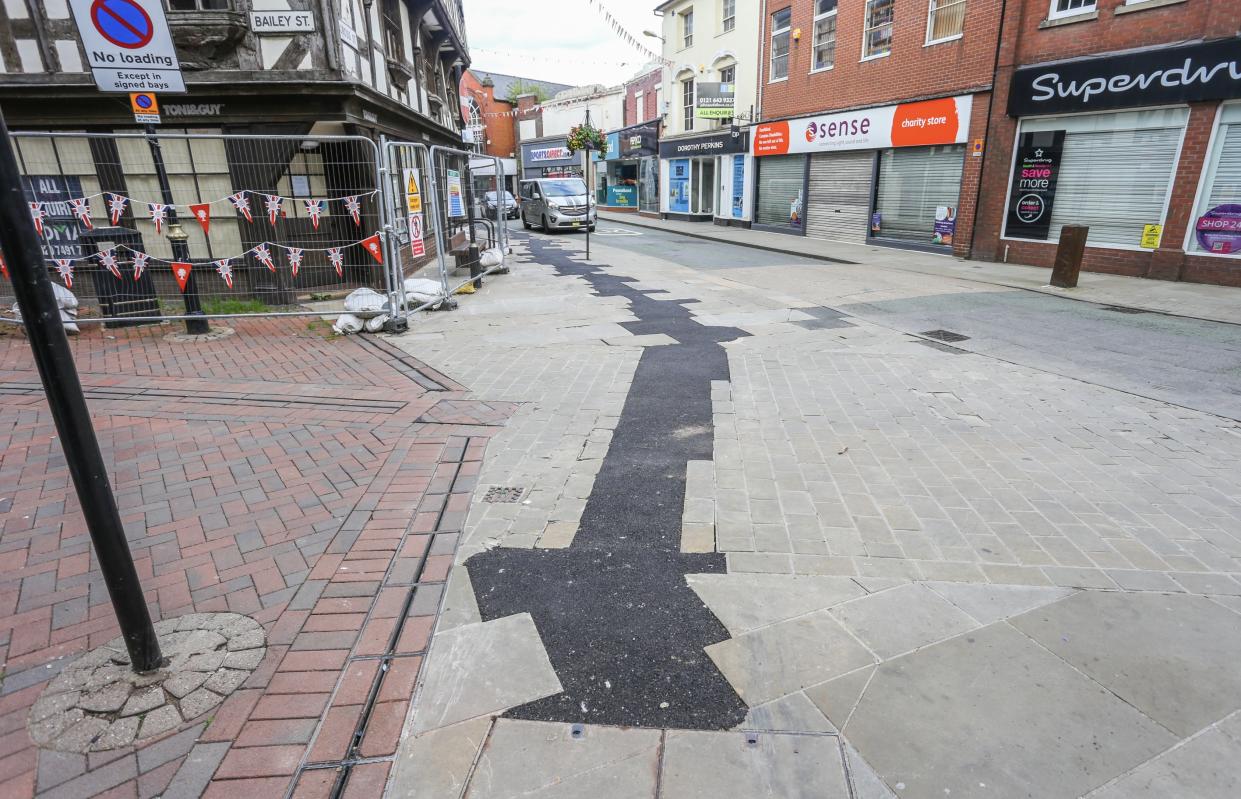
[343,287,387,318]
[364,314,389,333]
[479,248,503,268]
[332,313,364,335]
[403,277,443,305]
[52,282,79,310]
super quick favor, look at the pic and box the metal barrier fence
[1,131,510,328]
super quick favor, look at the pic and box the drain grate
[920,329,970,343]
[1104,306,1146,314]
[483,486,525,503]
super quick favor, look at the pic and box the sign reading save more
[753,96,972,156]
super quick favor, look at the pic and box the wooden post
[1051,225,1088,288]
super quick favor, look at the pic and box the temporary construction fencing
[1,130,509,328]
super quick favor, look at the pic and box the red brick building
[624,66,664,128]
[973,0,1241,286]
[753,0,1003,255]
[460,70,516,159]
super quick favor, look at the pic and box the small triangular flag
[327,246,344,278]
[108,193,129,225]
[360,234,383,264]
[132,251,149,281]
[53,258,73,288]
[189,203,211,235]
[69,198,94,231]
[214,258,234,289]
[171,261,192,293]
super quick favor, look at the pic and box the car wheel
[522,215,531,230]
[541,215,551,233]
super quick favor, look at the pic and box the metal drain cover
[483,486,525,503]
[920,330,970,343]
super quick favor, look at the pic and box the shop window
[1188,105,1241,256]
[862,0,895,59]
[168,0,230,8]
[927,0,966,43]
[1048,0,1095,19]
[812,0,838,72]
[873,144,964,246]
[682,8,694,49]
[722,0,736,32]
[1005,108,1187,248]
[682,78,695,132]
[770,8,792,81]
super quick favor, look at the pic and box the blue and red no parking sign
[90,0,154,50]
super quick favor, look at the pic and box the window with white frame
[1048,0,1096,19]
[634,91,644,124]
[168,0,230,8]
[1188,104,1241,256]
[682,77,695,131]
[770,8,792,81]
[862,0,895,59]
[717,64,735,128]
[722,0,735,32]
[927,0,966,43]
[682,8,694,48]
[812,0,838,71]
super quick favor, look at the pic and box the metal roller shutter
[874,144,965,245]
[1204,124,1240,208]
[806,151,874,243]
[754,155,805,228]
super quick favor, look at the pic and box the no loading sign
[69,0,185,93]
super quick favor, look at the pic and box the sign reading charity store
[69,0,185,93]
[1008,37,1241,117]
[753,96,971,156]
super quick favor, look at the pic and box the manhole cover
[920,329,970,343]
[483,486,525,503]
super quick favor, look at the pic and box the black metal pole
[584,110,592,261]
[0,115,164,673]
[145,125,209,335]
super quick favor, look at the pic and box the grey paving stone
[845,623,1175,799]
[686,573,866,636]
[36,749,86,792]
[137,723,207,774]
[923,581,1074,625]
[139,704,182,739]
[829,584,978,660]
[390,716,492,799]
[160,742,230,799]
[805,667,875,730]
[1011,591,1241,737]
[843,742,897,799]
[660,730,848,798]
[411,613,561,735]
[37,752,137,799]
[1090,727,1241,799]
[465,719,660,798]
[706,611,874,706]
[740,691,836,734]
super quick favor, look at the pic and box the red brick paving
[0,317,509,797]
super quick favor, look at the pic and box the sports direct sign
[69,0,185,93]
[753,96,972,156]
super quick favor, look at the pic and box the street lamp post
[145,125,209,335]
[0,114,164,673]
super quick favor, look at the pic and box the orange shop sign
[752,96,972,156]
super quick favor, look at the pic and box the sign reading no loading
[69,0,185,93]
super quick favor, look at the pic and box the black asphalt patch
[465,235,751,730]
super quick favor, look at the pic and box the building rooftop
[470,70,575,103]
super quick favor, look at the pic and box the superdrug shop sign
[1008,37,1241,117]
[1006,130,1065,241]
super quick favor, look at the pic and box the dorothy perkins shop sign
[1008,38,1241,117]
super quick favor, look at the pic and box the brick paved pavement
[0,317,510,798]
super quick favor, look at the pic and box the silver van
[519,178,596,232]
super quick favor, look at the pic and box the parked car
[519,178,596,232]
[482,190,518,219]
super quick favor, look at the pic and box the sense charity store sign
[752,96,973,156]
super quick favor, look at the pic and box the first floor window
[682,78,695,132]
[1189,104,1241,256]
[169,0,230,8]
[812,0,838,71]
[862,0,895,59]
[770,8,792,80]
[717,64,735,127]
[1049,0,1095,18]
[682,8,694,48]
[927,0,966,43]
[722,0,735,31]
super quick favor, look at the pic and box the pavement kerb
[595,211,1241,329]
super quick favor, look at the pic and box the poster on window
[1196,205,1241,255]
[732,155,745,218]
[669,159,690,214]
[1005,130,1065,240]
[933,206,956,246]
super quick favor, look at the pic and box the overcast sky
[463,0,663,88]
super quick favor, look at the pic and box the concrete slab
[660,730,849,798]
[845,623,1175,799]
[389,716,492,799]
[740,691,836,734]
[410,613,562,735]
[1011,591,1241,737]
[924,581,1075,625]
[706,611,875,706]
[687,573,867,636]
[843,742,897,799]
[805,667,875,731]
[465,719,659,799]
[1089,727,1241,799]
[829,584,978,660]
[438,566,482,633]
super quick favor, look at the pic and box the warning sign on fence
[446,169,464,217]
[403,168,422,214]
[408,213,426,257]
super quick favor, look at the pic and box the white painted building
[655,0,761,225]
[538,84,626,139]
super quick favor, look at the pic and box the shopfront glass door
[695,158,715,215]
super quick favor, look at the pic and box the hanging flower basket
[566,123,608,155]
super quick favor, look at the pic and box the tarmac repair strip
[465,235,751,729]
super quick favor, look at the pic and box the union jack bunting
[148,203,169,235]
[132,251,149,281]
[304,199,325,230]
[287,246,304,277]
[29,202,45,237]
[344,195,362,226]
[228,191,253,223]
[327,246,344,278]
[53,258,73,288]
[69,197,94,230]
[108,193,129,225]
[263,194,284,226]
[252,242,276,272]
[97,248,122,279]
[214,258,234,289]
